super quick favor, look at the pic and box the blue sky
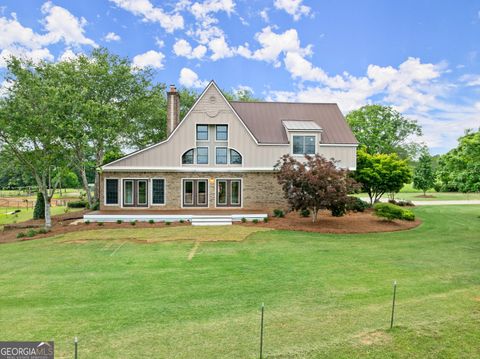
[1,0,479,154]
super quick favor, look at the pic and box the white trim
[214,146,228,165]
[214,178,243,209]
[291,134,318,156]
[196,124,209,141]
[196,146,209,165]
[102,81,261,169]
[319,143,359,147]
[215,124,228,141]
[104,166,276,172]
[196,179,208,205]
[104,178,119,206]
[228,147,243,166]
[150,177,166,206]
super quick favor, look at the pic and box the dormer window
[196,125,208,140]
[216,125,228,141]
[293,135,316,155]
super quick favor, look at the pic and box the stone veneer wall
[100,171,287,211]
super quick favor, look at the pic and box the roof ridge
[229,100,339,105]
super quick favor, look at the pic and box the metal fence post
[74,336,78,359]
[260,303,264,359]
[390,281,397,329]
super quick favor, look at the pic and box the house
[91,81,358,223]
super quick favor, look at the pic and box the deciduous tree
[413,149,435,195]
[276,154,358,222]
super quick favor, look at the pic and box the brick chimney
[167,84,180,136]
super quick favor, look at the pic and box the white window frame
[123,179,134,206]
[215,124,228,141]
[196,146,209,164]
[150,178,166,206]
[291,134,317,155]
[196,124,209,141]
[215,146,228,165]
[136,179,148,206]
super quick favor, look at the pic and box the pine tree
[413,151,435,196]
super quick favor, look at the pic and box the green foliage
[373,203,414,221]
[16,232,26,239]
[300,208,310,217]
[273,209,285,218]
[436,129,480,192]
[222,88,262,102]
[33,192,45,220]
[26,229,37,237]
[346,197,370,212]
[61,171,80,189]
[67,200,88,208]
[165,221,171,225]
[179,219,185,224]
[84,220,90,225]
[252,219,259,224]
[413,150,435,195]
[130,221,136,226]
[346,105,422,158]
[37,228,49,235]
[330,202,347,217]
[354,148,412,204]
[97,222,104,226]
[116,220,123,224]
[263,217,269,223]
[148,219,155,224]
[241,217,247,223]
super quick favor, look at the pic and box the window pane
[216,125,228,141]
[182,149,194,164]
[197,147,208,164]
[196,125,208,140]
[124,181,133,205]
[292,136,304,154]
[305,136,316,154]
[184,181,193,204]
[138,181,147,205]
[230,149,242,164]
[231,181,240,205]
[106,179,118,204]
[217,181,227,204]
[216,147,227,164]
[152,179,165,204]
[197,181,207,205]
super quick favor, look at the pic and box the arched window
[229,149,242,164]
[182,149,194,164]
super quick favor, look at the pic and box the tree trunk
[312,207,318,223]
[94,147,105,205]
[44,197,52,229]
[79,165,93,207]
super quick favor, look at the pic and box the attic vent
[209,95,216,103]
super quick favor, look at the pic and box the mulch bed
[241,209,421,234]
[1,209,421,244]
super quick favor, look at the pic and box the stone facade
[100,171,287,212]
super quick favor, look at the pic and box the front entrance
[123,179,148,207]
[216,179,241,207]
[182,179,208,207]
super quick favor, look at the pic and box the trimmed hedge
[374,203,415,221]
[67,200,88,208]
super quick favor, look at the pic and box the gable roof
[230,101,358,145]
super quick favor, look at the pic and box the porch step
[191,215,233,226]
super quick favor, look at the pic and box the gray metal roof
[230,101,359,145]
[282,120,323,131]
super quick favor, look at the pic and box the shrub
[263,217,269,223]
[116,219,123,224]
[84,220,90,225]
[402,210,415,221]
[388,199,414,207]
[67,200,88,208]
[179,219,185,224]
[273,209,284,218]
[300,209,310,217]
[97,222,104,226]
[130,220,136,226]
[148,219,155,224]
[26,229,37,237]
[16,232,26,239]
[252,219,259,224]
[374,203,408,221]
[241,217,247,223]
[33,192,45,220]
[330,202,346,217]
[88,202,100,211]
[165,221,171,225]
[37,228,49,235]
[346,197,370,212]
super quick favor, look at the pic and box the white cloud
[40,1,97,47]
[173,39,207,59]
[260,8,269,22]
[179,67,208,88]
[208,36,234,60]
[274,0,311,21]
[58,48,78,62]
[132,50,165,69]
[238,26,311,67]
[155,37,165,48]
[109,0,184,33]
[103,31,121,42]
[459,74,480,86]
[0,47,54,68]
[190,0,235,21]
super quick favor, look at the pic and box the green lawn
[0,206,479,358]
[0,206,78,230]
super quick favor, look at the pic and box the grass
[0,205,479,358]
[0,206,80,230]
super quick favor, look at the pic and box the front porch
[84,209,268,226]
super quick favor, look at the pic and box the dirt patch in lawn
[414,194,436,198]
[356,330,392,346]
[240,209,421,234]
